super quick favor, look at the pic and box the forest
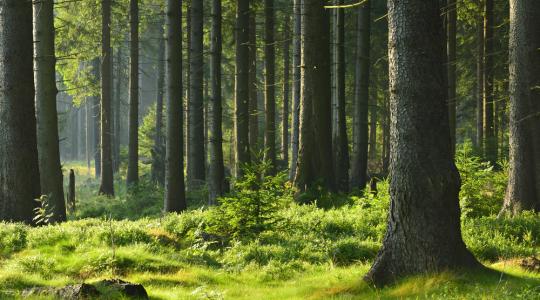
[0,0,539,299]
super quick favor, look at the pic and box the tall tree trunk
[364,0,481,286]
[184,6,190,176]
[208,0,225,205]
[164,0,187,212]
[152,17,166,185]
[368,80,377,161]
[0,0,41,223]
[483,0,496,165]
[264,0,276,173]
[294,0,335,195]
[127,0,139,185]
[351,1,370,191]
[289,0,301,180]
[475,1,484,151]
[113,48,122,173]
[282,16,291,166]
[249,9,259,159]
[333,1,349,192]
[500,0,540,215]
[235,0,251,177]
[187,0,205,189]
[99,0,115,196]
[447,0,457,155]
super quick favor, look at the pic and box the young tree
[164,0,187,212]
[188,0,206,188]
[99,0,115,196]
[0,0,41,223]
[289,0,301,180]
[294,0,335,195]
[499,0,540,215]
[33,0,67,222]
[208,0,225,204]
[235,0,251,177]
[364,0,481,286]
[127,0,140,185]
[264,0,276,172]
[351,1,370,191]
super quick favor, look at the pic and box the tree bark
[364,0,481,286]
[152,17,166,186]
[447,0,457,155]
[289,0,301,180]
[263,0,277,173]
[249,9,259,159]
[208,0,225,205]
[0,0,41,223]
[235,0,251,177]
[294,0,335,195]
[188,0,206,188]
[33,0,67,223]
[127,0,139,185]
[99,0,115,196]
[483,0,496,165]
[351,1,370,191]
[282,16,291,166]
[499,0,540,215]
[164,0,187,213]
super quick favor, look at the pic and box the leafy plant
[33,195,55,225]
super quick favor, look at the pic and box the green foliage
[33,195,55,225]
[455,141,507,218]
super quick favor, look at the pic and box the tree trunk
[68,170,76,213]
[208,0,225,205]
[364,1,481,286]
[164,0,187,212]
[235,0,251,177]
[113,48,122,173]
[263,0,277,173]
[282,16,291,166]
[127,0,139,185]
[351,1,370,191]
[249,9,259,159]
[368,80,377,161]
[86,99,92,171]
[483,0,496,165]
[0,0,41,224]
[99,0,115,196]
[289,0,301,180]
[33,0,67,223]
[187,0,205,189]
[499,0,540,215]
[447,0,457,155]
[475,1,484,151]
[294,0,335,196]
[152,17,166,186]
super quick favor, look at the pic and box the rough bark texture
[127,0,140,185]
[447,0,457,155]
[235,0,251,177]
[99,0,115,196]
[249,10,259,158]
[351,2,370,191]
[208,0,225,205]
[0,0,41,223]
[364,0,481,286]
[499,0,540,215]
[164,0,186,213]
[282,16,290,166]
[332,1,349,193]
[33,0,67,223]
[483,0,496,165]
[152,18,165,186]
[289,0,301,180]
[475,1,484,151]
[294,0,335,195]
[188,0,206,188]
[264,0,277,173]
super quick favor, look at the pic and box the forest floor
[0,159,539,299]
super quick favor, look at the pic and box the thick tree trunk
[351,2,370,191]
[282,16,291,166]
[264,0,276,173]
[208,0,225,205]
[294,0,335,195]
[33,0,67,223]
[127,0,139,185]
[99,0,115,196]
[188,0,206,188]
[499,0,540,215]
[332,1,349,193]
[483,0,496,165]
[152,18,166,185]
[235,0,251,177]
[289,0,301,180]
[475,1,484,151]
[164,0,187,212]
[447,0,457,155]
[249,10,259,159]
[364,0,481,286]
[0,0,41,223]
